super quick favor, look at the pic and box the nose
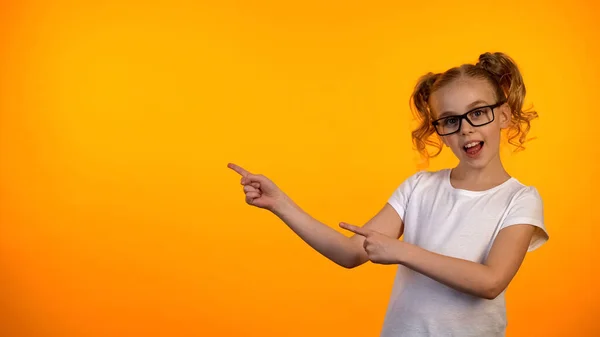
[460,120,475,134]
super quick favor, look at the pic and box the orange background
[1,1,598,336]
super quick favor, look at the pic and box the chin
[463,159,490,170]
[452,147,492,170]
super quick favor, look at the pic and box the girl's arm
[397,224,536,299]
[340,222,535,299]
[228,162,404,269]
[273,198,404,269]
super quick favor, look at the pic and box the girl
[227,52,549,337]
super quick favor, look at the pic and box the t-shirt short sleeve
[500,186,549,251]
[387,171,425,223]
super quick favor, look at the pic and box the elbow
[340,254,367,269]
[481,289,501,300]
[480,279,505,300]
[341,262,357,269]
[340,258,359,269]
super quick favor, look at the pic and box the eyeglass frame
[431,100,506,136]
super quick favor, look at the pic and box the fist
[339,222,403,265]
[228,163,288,212]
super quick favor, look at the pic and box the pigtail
[410,72,442,161]
[476,52,538,151]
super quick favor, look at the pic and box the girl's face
[429,77,511,170]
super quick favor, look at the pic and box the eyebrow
[437,100,490,118]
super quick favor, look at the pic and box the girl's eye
[471,109,484,117]
[444,117,458,126]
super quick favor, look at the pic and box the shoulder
[389,169,447,198]
[403,168,448,184]
[507,178,544,205]
[387,169,446,218]
[500,178,548,251]
[479,175,544,207]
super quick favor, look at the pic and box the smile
[463,141,484,157]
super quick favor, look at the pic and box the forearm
[398,242,500,299]
[271,196,362,268]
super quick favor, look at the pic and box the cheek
[442,135,460,149]
[482,125,502,143]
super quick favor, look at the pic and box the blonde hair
[410,52,538,161]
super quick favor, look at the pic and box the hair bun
[418,72,439,103]
[476,52,504,79]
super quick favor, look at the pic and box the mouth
[463,141,484,157]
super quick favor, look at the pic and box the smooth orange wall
[1,1,598,336]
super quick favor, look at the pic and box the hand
[339,222,403,265]
[227,163,288,212]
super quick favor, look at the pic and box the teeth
[465,142,480,148]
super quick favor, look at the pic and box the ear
[499,103,511,128]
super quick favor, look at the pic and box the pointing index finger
[227,163,251,177]
[339,222,371,237]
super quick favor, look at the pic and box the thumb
[243,173,267,185]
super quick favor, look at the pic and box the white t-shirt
[381,169,549,337]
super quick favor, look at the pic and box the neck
[452,153,510,187]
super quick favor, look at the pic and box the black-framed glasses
[431,101,505,136]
